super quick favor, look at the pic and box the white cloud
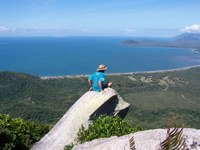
[181,24,200,33]
[125,29,136,34]
[0,26,11,32]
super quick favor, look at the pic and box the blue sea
[0,37,200,76]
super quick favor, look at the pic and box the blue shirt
[89,72,105,92]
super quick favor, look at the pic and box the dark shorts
[103,83,109,89]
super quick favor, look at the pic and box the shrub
[64,144,74,150]
[76,115,142,144]
[0,114,49,150]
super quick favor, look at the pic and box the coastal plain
[0,66,200,129]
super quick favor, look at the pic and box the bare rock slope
[73,128,200,150]
[31,88,130,150]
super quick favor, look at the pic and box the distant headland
[122,33,200,53]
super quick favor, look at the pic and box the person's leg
[108,82,112,87]
[103,82,113,89]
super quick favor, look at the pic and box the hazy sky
[0,0,200,37]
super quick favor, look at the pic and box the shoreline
[40,65,200,80]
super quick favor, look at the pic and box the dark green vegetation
[1,67,200,129]
[76,115,142,144]
[0,71,88,124]
[65,115,142,150]
[112,67,200,129]
[0,114,49,150]
[122,33,200,52]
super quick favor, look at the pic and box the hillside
[1,67,200,129]
[0,71,88,124]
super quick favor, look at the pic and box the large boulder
[31,88,130,150]
[72,128,200,150]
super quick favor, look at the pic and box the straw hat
[97,64,107,71]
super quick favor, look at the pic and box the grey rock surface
[72,128,200,150]
[31,88,130,150]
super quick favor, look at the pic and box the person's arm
[88,79,93,91]
[99,74,105,94]
[88,74,93,91]
[99,81,105,94]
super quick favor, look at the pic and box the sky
[0,0,200,37]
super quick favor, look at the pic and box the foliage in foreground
[0,114,49,150]
[65,115,142,149]
[76,115,142,144]
[64,144,74,150]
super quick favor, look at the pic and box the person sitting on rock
[88,64,112,94]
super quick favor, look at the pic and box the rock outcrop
[72,128,200,150]
[31,88,130,150]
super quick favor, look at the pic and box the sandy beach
[40,65,200,80]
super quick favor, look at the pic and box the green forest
[0,67,200,129]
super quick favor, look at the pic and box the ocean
[0,37,200,76]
